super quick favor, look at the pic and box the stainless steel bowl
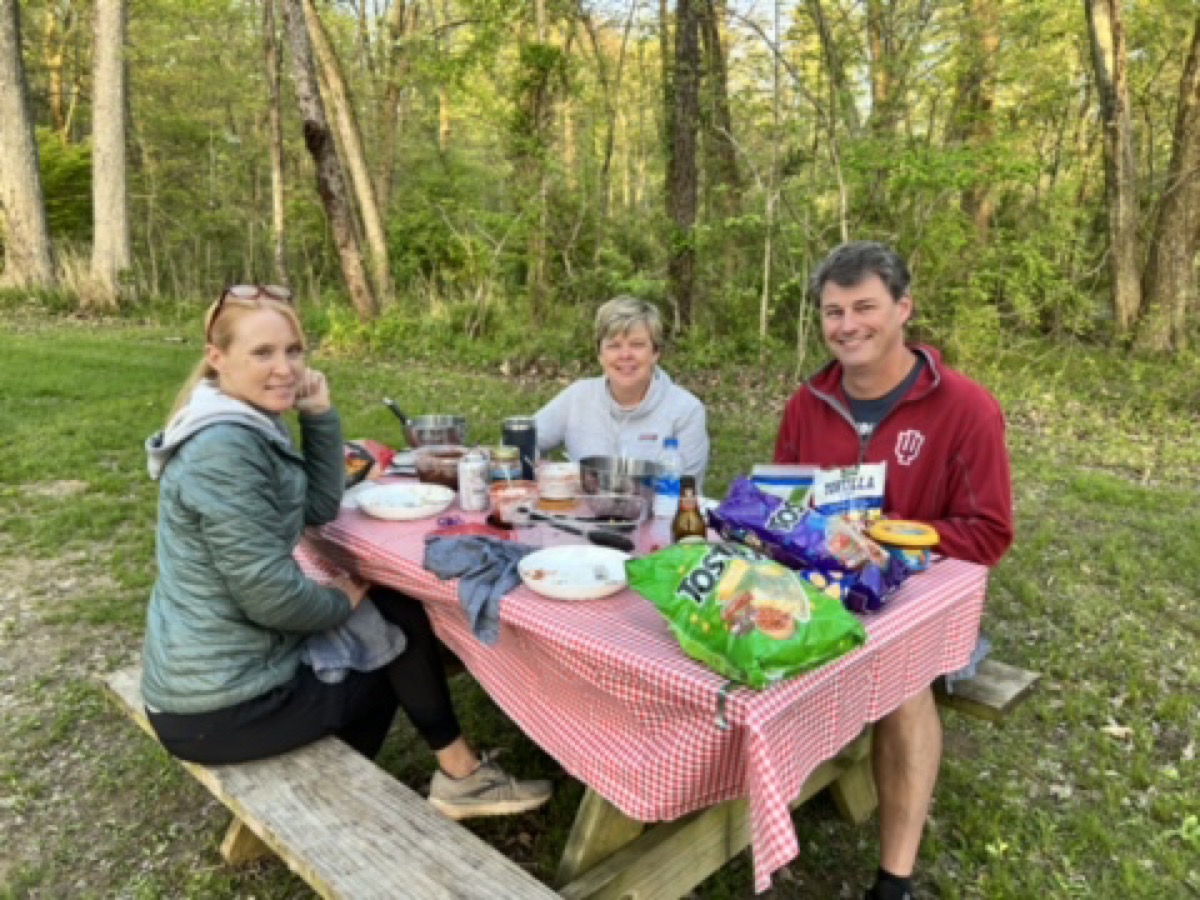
[578,456,662,520]
[405,415,468,448]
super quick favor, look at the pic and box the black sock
[866,868,913,900]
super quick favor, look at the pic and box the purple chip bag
[711,478,908,612]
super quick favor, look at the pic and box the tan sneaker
[428,751,552,820]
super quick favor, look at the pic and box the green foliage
[36,130,92,242]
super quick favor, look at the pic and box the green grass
[0,314,1197,898]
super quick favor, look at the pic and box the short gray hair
[594,295,664,350]
[810,241,911,303]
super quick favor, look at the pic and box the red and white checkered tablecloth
[297,494,988,893]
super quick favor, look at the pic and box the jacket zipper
[807,350,941,466]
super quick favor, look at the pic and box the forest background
[1,0,1199,898]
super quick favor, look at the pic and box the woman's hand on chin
[295,369,332,415]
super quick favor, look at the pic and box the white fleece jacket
[534,367,709,485]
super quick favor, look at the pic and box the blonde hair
[594,295,664,351]
[167,291,305,422]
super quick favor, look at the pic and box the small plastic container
[489,480,540,525]
[537,461,580,501]
[866,520,940,572]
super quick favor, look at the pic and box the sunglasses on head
[207,284,294,341]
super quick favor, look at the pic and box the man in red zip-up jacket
[774,242,1014,900]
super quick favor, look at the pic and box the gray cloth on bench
[422,536,536,646]
[300,598,407,684]
[942,633,992,694]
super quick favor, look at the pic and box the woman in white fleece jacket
[535,296,709,485]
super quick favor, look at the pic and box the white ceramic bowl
[356,483,455,521]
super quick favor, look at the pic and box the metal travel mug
[502,416,538,481]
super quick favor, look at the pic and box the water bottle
[653,437,682,518]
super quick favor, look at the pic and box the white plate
[341,480,377,509]
[518,545,630,601]
[356,483,455,521]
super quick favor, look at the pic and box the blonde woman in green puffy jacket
[140,285,551,820]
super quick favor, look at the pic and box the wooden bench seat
[103,666,559,900]
[934,657,1041,723]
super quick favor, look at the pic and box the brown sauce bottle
[671,476,708,543]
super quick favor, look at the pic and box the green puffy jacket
[141,407,352,714]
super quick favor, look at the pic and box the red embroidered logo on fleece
[895,429,925,466]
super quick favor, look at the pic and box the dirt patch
[0,540,139,892]
[18,480,90,501]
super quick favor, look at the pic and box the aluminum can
[502,416,538,481]
[457,451,491,512]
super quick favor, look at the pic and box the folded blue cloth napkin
[422,536,536,645]
[300,597,407,684]
[943,633,993,693]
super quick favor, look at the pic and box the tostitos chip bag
[627,542,867,688]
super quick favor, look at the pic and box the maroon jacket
[773,345,1014,566]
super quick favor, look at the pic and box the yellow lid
[868,519,940,548]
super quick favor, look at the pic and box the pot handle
[381,398,409,426]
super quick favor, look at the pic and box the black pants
[148,588,462,765]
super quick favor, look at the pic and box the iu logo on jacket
[895,429,925,466]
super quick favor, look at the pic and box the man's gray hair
[594,295,664,350]
[810,241,911,303]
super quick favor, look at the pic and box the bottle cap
[665,437,679,449]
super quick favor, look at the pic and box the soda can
[502,416,538,481]
[457,451,491,512]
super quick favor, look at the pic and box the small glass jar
[489,446,522,483]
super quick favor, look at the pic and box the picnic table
[297,480,989,896]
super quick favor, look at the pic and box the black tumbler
[502,416,538,481]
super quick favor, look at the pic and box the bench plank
[105,667,558,900]
[934,658,1041,723]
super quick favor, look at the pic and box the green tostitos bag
[627,542,867,689]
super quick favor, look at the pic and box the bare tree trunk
[698,0,739,210]
[865,0,896,135]
[281,0,377,320]
[0,0,56,288]
[1084,0,1142,336]
[949,0,998,241]
[91,0,131,306]
[437,0,452,154]
[760,0,781,348]
[43,5,67,136]
[1138,13,1200,353]
[667,0,700,330]
[376,0,418,208]
[807,0,860,136]
[303,0,393,304]
[263,0,290,286]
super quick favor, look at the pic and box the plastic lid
[867,519,940,548]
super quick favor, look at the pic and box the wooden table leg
[555,788,645,887]
[219,817,272,864]
[828,725,878,824]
